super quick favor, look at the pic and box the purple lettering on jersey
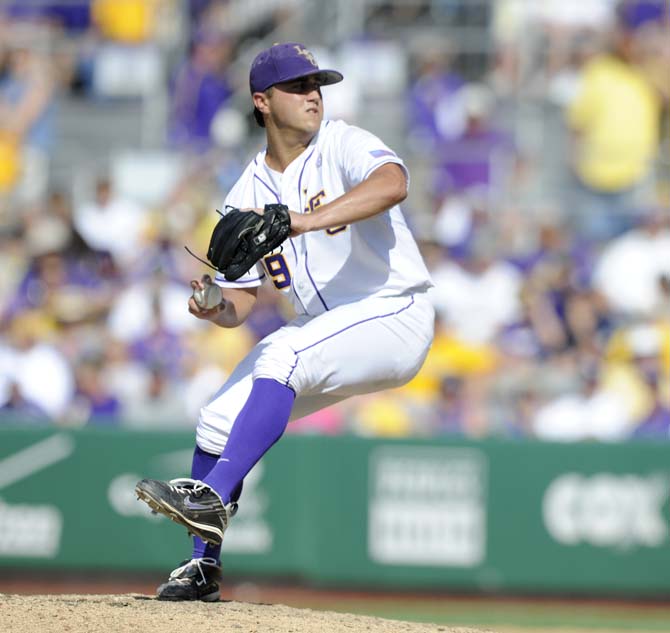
[369,149,395,158]
[304,190,325,214]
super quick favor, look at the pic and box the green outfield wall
[0,427,668,595]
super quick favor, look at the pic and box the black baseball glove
[206,204,291,281]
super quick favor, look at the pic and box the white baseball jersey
[198,120,435,454]
[213,119,433,313]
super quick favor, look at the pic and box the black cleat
[156,557,222,601]
[135,478,236,546]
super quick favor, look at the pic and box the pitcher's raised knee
[253,340,304,394]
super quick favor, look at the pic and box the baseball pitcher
[136,42,434,601]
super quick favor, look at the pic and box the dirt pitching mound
[1,593,494,633]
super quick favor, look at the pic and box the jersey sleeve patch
[369,149,396,158]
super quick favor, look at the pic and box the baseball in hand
[193,283,222,309]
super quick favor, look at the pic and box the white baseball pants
[196,292,434,454]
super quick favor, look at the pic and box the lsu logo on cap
[294,45,317,67]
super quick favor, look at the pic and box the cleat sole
[135,484,223,546]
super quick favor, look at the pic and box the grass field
[246,587,670,633]
[327,599,670,632]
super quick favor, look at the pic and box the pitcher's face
[261,76,324,135]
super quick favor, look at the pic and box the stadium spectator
[73,177,150,270]
[0,380,50,423]
[397,310,496,418]
[92,0,158,44]
[0,133,20,199]
[68,353,122,426]
[89,0,164,98]
[490,0,614,94]
[105,266,198,347]
[122,363,188,428]
[349,391,416,438]
[0,1,91,31]
[600,321,670,429]
[3,214,110,329]
[188,0,217,25]
[533,0,615,84]
[531,358,634,441]
[564,15,663,242]
[0,40,57,203]
[430,234,523,346]
[497,281,572,361]
[498,387,542,438]
[0,223,25,320]
[627,1,670,105]
[1,311,75,422]
[523,250,611,355]
[406,42,466,152]
[617,0,669,32]
[45,189,113,276]
[429,82,517,263]
[432,83,514,201]
[629,322,669,406]
[430,375,469,435]
[167,28,235,152]
[632,399,670,438]
[100,335,152,419]
[593,209,670,317]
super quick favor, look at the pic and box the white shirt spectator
[594,225,670,316]
[434,195,473,249]
[493,0,614,44]
[533,389,632,442]
[74,182,149,268]
[13,343,75,419]
[430,259,522,344]
[535,0,616,29]
[106,278,202,343]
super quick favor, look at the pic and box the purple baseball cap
[249,42,343,93]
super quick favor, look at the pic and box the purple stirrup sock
[203,378,295,504]
[190,445,221,561]
[190,446,245,562]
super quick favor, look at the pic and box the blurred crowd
[0,0,668,442]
